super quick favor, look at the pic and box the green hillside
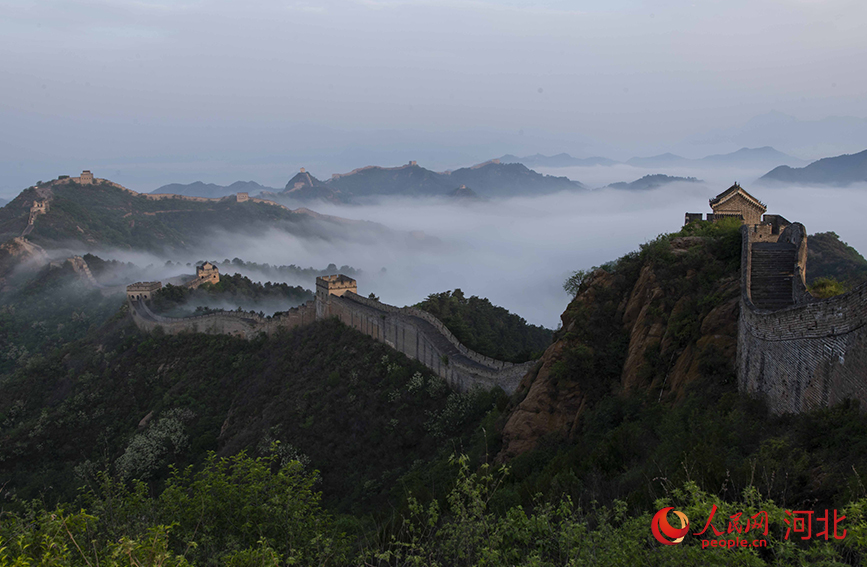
[326,163,451,197]
[4,223,867,565]
[807,231,867,287]
[0,179,397,253]
[415,289,552,362]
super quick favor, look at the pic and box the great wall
[24,172,867,411]
[687,183,867,414]
[125,272,534,395]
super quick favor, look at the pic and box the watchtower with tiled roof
[708,183,767,225]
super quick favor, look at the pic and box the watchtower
[236,192,249,202]
[79,170,94,185]
[126,281,162,302]
[315,274,357,302]
[708,183,766,225]
[196,262,220,285]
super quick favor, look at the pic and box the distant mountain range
[625,146,806,169]
[689,111,867,159]
[153,180,280,199]
[0,176,433,254]
[500,147,806,171]
[148,145,813,204]
[759,149,867,186]
[498,153,618,168]
[154,160,584,203]
[605,174,704,191]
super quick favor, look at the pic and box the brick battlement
[738,223,867,414]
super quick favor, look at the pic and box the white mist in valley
[81,179,867,329]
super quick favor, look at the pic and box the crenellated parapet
[737,218,867,414]
[126,273,533,394]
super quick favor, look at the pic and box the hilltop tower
[126,282,162,302]
[194,262,220,286]
[685,183,787,231]
[79,170,94,185]
[316,274,357,300]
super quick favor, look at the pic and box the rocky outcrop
[499,237,741,460]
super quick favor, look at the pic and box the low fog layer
[272,182,867,328]
[73,180,866,329]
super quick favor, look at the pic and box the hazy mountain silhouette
[626,147,805,169]
[760,149,867,186]
[498,153,619,167]
[606,174,704,191]
[153,180,279,199]
[443,161,583,196]
[280,170,347,204]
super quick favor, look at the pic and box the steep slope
[280,170,348,203]
[760,148,867,186]
[415,289,552,363]
[499,222,743,459]
[806,231,867,286]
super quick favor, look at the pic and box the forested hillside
[3,221,867,565]
[415,289,552,362]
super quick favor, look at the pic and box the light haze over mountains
[2,0,867,196]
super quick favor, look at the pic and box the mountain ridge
[759,148,867,186]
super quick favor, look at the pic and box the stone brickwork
[738,224,867,413]
[322,292,534,394]
[127,273,533,394]
[186,262,220,289]
[126,282,162,302]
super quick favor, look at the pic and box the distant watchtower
[196,262,220,285]
[79,170,94,185]
[126,282,162,302]
[316,274,357,302]
[236,192,249,202]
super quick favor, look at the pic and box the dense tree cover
[0,181,378,253]
[0,316,502,516]
[0,265,123,374]
[415,290,552,363]
[3,452,867,565]
[213,257,360,281]
[4,219,867,564]
[807,231,867,287]
[150,274,313,316]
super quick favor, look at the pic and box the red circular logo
[651,507,689,545]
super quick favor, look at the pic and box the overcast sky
[2,0,867,192]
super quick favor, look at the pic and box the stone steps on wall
[750,242,796,310]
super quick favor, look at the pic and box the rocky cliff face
[499,234,741,460]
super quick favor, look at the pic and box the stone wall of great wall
[738,224,867,413]
[127,281,533,394]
